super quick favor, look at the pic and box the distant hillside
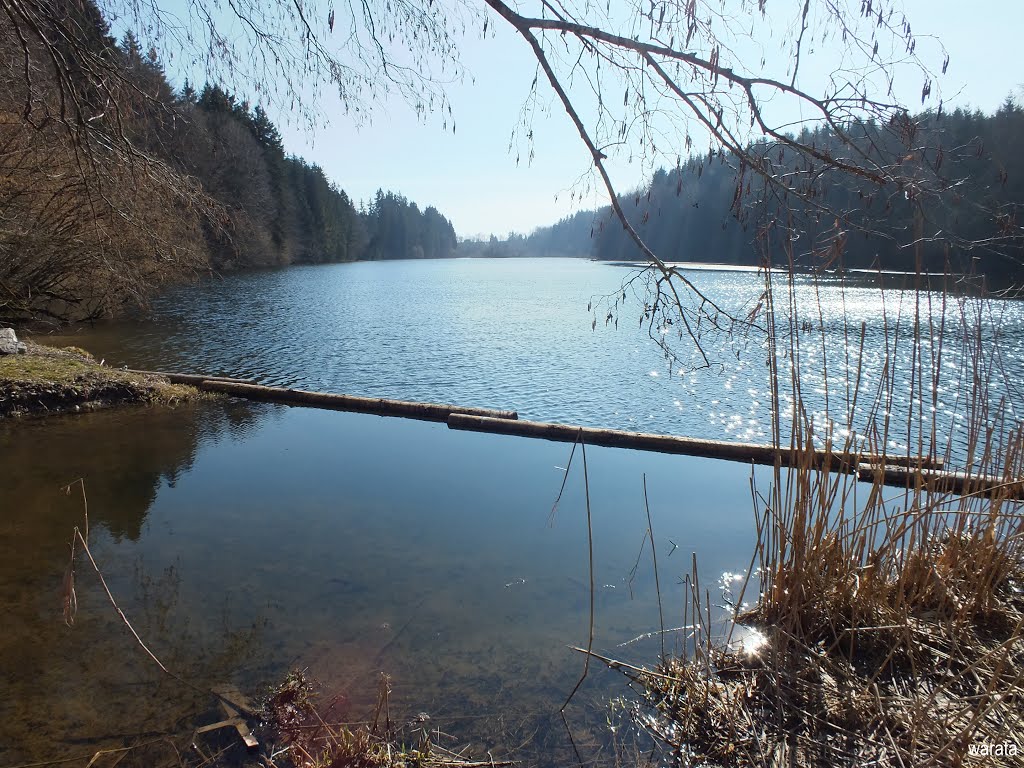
[516,102,1024,276]
[186,83,459,270]
[1,2,457,323]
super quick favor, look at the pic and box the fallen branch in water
[61,478,254,718]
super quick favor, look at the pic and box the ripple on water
[34,258,1024,467]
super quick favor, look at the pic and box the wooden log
[211,684,259,752]
[874,453,946,470]
[195,717,248,735]
[211,684,256,717]
[446,414,945,472]
[126,369,256,386]
[857,464,1024,500]
[199,380,519,422]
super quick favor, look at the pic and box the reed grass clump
[634,467,1024,767]
[625,268,1024,767]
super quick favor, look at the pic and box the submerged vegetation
[265,670,513,768]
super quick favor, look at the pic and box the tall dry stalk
[620,230,1024,766]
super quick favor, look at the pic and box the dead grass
[0,342,206,417]
[263,670,515,768]
[630,466,1024,767]
[616,262,1024,766]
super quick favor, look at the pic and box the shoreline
[0,342,208,419]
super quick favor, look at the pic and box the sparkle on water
[37,258,1024,465]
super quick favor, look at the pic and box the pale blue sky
[144,1,1024,238]
[275,18,594,239]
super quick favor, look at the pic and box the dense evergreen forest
[0,1,456,323]
[4,0,1021,325]
[517,101,1024,276]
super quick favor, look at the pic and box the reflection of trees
[2,405,199,540]
[218,399,277,444]
[0,400,271,764]
[0,399,268,540]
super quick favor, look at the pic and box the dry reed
[616,258,1024,766]
[263,670,516,768]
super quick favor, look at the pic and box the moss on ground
[0,343,208,418]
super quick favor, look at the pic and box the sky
[274,18,595,240]
[147,0,1024,239]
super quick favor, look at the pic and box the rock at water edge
[0,328,26,355]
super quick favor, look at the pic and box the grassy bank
[0,342,206,417]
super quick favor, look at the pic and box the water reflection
[0,401,273,764]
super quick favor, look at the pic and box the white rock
[0,327,22,355]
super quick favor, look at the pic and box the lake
[32,258,1024,458]
[4,258,1022,765]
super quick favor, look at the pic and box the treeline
[0,1,456,323]
[361,190,457,262]
[185,82,456,268]
[459,216,594,259]
[518,102,1024,275]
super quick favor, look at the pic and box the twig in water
[643,474,667,658]
[61,479,248,716]
[548,430,581,526]
[616,625,695,648]
[561,431,594,713]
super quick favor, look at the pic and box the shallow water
[1,398,768,765]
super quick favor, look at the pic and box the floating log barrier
[446,414,947,473]
[857,464,1024,500]
[142,369,1024,495]
[127,369,256,387]
[198,380,519,422]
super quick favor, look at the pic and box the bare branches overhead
[485,0,942,227]
[483,0,1022,365]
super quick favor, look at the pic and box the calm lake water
[5,258,1024,765]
